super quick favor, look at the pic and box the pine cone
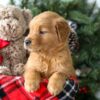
[68,20,79,52]
[68,31,79,52]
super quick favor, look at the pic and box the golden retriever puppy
[24,11,76,96]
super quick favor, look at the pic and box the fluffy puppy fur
[24,11,76,96]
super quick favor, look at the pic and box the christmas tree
[9,0,100,100]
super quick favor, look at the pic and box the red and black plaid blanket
[0,75,78,100]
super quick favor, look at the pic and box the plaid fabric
[0,75,78,100]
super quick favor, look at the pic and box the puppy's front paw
[24,80,40,92]
[47,81,64,96]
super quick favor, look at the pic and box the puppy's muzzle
[24,39,31,46]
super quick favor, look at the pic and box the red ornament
[79,86,89,94]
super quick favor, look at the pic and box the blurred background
[0,0,100,100]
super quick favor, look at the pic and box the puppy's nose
[24,39,31,46]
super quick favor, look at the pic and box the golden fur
[24,11,76,95]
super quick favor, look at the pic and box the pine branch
[9,0,15,5]
[20,0,29,8]
[69,11,91,24]
[88,1,96,16]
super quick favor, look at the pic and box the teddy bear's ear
[0,5,4,19]
[22,8,32,25]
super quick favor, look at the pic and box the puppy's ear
[55,18,71,42]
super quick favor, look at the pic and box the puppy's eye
[39,31,47,34]
[23,29,29,36]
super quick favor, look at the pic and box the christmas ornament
[75,69,81,77]
[79,86,89,94]
[95,90,100,100]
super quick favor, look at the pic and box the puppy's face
[24,11,71,52]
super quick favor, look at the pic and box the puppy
[24,11,76,96]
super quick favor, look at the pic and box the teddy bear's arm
[12,63,25,75]
[0,66,12,75]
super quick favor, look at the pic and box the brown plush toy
[0,5,32,75]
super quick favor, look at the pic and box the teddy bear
[0,5,32,75]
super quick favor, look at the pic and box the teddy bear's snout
[24,39,31,46]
